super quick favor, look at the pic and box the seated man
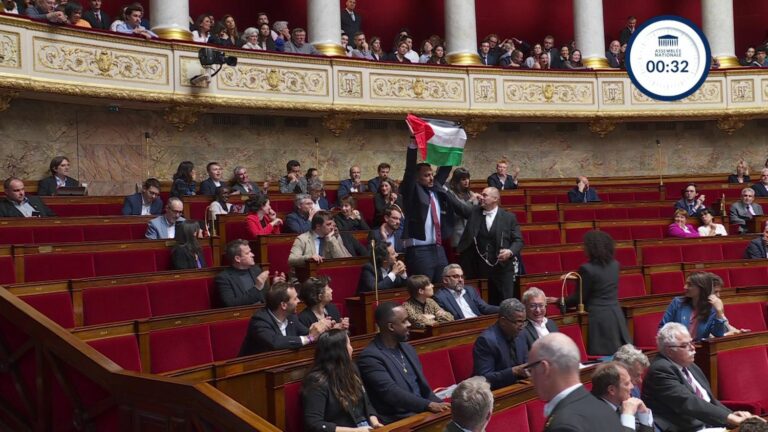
[521,287,558,349]
[613,344,650,399]
[283,28,320,55]
[288,211,351,269]
[567,176,601,203]
[472,298,529,390]
[591,361,654,431]
[745,221,768,259]
[673,183,706,216]
[367,162,391,192]
[215,239,285,307]
[357,302,449,423]
[145,197,184,239]
[434,264,499,320]
[752,168,768,197]
[730,187,763,234]
[446,377,494,432]
[486,159,519,190]
[122,178,163,216]
[24,0,66,23]
[113,4,157,39]
[367,205,405,253]
[279,159,308,194]
[0,177,56,217]
[358,241,407,293]
[238,281,330,356]
[643,322,757,431]
[308,179,330,211]
[230,166,264,196]
[198,162,224,195]
[338,165,367,199]
[284,194,316,234]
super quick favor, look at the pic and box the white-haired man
[521,287,559,349]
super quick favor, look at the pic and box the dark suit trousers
[460,251,516,305]
[405,244,448,283]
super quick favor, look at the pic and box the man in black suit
[0,177,56,217]
[445,186,523,304]
[238,281,330,356]
[619,16,637,46]
[528,333,623,431]
[358,241,407,294]
[82,0,110,30]
[591,362,654,431]
[486,159,518,190]
[367,162,391,193]
[338,165,367,199]
[198,162,224,195]
[400,138,453,282]
[543,35,561,69]
[340,0,361,47]
[752,168,768,197]
[446,377,494,432]
[357,302,449,424]
[478,40,499,66]
[472,298,529,390]
[434,264,498,320]
[643,323,756,431]
[215,239,286,307]
[521,287,558,350]
[368,205,405,253]
[745,221,768,259]
[122,178,163,216]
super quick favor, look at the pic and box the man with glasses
[434,264,499,320]
[472,298,528,390]
[521,287,559,349]
[752,168,768,197]
[527,333,622,430]
[122,178,163,216]
[730,187,763,234]
[145,197,184,239]
[643,322,757,431]
[673,183,706,216]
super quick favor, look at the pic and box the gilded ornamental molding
[218,65,328,96]
[370,74,465,102]
[504,81,594,104]
[0,29,20,69]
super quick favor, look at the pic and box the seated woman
[373,179,403,226]
[334,196,370,232]
[402,275,453,328]
[38,156,80,196]
[659,272,728,341]
[65,2,91,27]
[171,220,206,270]
[358,241,407,294]
[245,194,282,238]
[427,44,447,65]
[728,160,750,184]
[208,186,233,220]
[241,27,262,50]
[301,329,383,432]
[668,209,700,238]
[297,276,349,330]
[191,14,212,43]
[170,161,197,198]
[697,208,727,237]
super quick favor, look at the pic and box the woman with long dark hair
[170,161,197,198]
[446,167,479,247]
[561,230,631,355]
[302,329,383,431]
[297,276,349,329]
[373,179,403,226]
[171,220,206,270]
[659,272,727,341]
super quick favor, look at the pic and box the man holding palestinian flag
[399,114,467,282]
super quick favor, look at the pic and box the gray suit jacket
[729,201,764,232]
[145,215,185,239]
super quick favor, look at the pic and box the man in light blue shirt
[114,4,156,40]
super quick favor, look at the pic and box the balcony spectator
[418,39,432,63]
[368,35,385,61]
[220,14,241,46]
[340,0,361,43]
[728,160,750,184]
[427,44,447,65]
[82,0,109,29]
[606,40,621,68]
[501,49,525,68]
[0,177,56,217]
[191,14,212,43]
[387,37,411,63]
[543,35,560,68]
[114,4,156,40]
[350,32,373,60]
[63,1,89,26]
[3,0,19,14]
[272,21,289,51]
[209,21,234,47]
[740,47,756,66]
[752,47,767,67]
[619,16,637,46]
[564,49,587,69]
[532,51,550,70]
[340,32,352,56]
[729,187,763,233]
[255,12,278,41]
[24,0,66,23]
[402,34,419,63]
[667,209,700,238]
[484,33,503,58]
[38,155,80,196]
[478,40,498,66]
[552,45,570,69]
[285,28,319,55]
[241,27,262,50]
[524,43,543,68]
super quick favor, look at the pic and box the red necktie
[683,368,705,399]
[429,193,441,245]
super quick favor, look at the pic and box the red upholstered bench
[522,225,562,246]
[640,245,682,266]
[0,247,16,284]
[728,267,768,288]
[558,324,598,362]
[448,344,474,383]
[526,399,547,432]
[94,250,157,277]
[523,252,562,275]
[563,224,593,244]
[562,208,597,222]
[418,349,456,392]
[19,291,76,328]
[487,404,530,432]
[255,234,299,276]
[629,310,664,350]
[618,273,647,298]
[716,346,768,413]
[649,271,685,294]
[209,318,250,361]
[283,381,304,432]
[146,278,211,316]
[0,227,35,244]
[86,334,142,372]
[529,206,559,223]
[149,324,214,374]
[23,252,96,282]
[82,284,151,326]
[724,302,767,331]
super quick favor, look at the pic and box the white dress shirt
[602,398,654,430]
[452,288,477,319]
[530,318,551,338]
[483,206,498,231]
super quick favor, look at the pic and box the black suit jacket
[82,9,111,30]
[367,226,405,253]
[122,193,163,216]
[198,178,223,195]
[170,246,207,270]
[357,336,440,424]
[433,285,498,319]
[400,147,453,243]
[302,376,377,432]
[357,262,407,294]
[38,175,79,196]
[0,196,56,217]
[745,237,767,259]
[238,309,308,356]
[486,173,518,190]
[297,303,341,328]
[340,231,367,257]
[544,386,624,431]
[472,323,528,390]
[521,318,559,350]
[642,354,731,432]
[752,183,768,197]
[340,9,361,41]
[214,265,266,307]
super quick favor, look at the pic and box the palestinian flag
[405,114,467,166]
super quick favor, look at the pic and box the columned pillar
[308,0,345,56]
[444,0,481,65]
[150,0,192,41]
[702,0,739,68]
[573,0,610,69]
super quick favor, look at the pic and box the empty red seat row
[0,255,14,284]
[523,246,637,276]
[44,203,124,217]
[0,223,147,245]
[650,266,768,295]
[563,204,673,222]
[717,345,768,413]
[639,240,748,266]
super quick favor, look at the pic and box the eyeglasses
[524,360,544,373]
[446,274,464,279]
[527,303,546,310]
[669,341,695,349]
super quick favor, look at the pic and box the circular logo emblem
[625,15,711,101]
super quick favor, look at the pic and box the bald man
[444,186,523,304]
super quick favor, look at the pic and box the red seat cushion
[530,210,559,223]
[641,245,681,265]
[631,311,664,350]
[559,324,588,362]
[209,319,250,361]
[0,227,34,245]
[87,335,142,372]
[729,267,768,288]
[526,400,547,432]
[265,242,294,276]
[559,251,585,272]
[33,226,85,243]
[600,226,632,241]
[649,272,685,294]
[722,241,750,260]
[681,244,723,263]
[631,225,664,240]
[526,228,561,246]
[93,250,156,277]
[618,274,646,298]
[563,209,595,222]
[284,381,304,432]
[0,256,15,284]
[146,279,211,316]
[149,325,214,373]
[523,252,562,275]
[82,284,151,326]
[487,404,529,432]
[19,292,75,328]
[707,268,731,288]
[83,224,134,242]
[24,253,96,282]
[448,344,475,383]
[418,349,456,391]
[565,227,591,244]
[717,346,768,412]
[615,247,638,267]
[598,208,629,220]
[317,265,366,301]
[723,302,767,331]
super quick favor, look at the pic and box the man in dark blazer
[0,177,56,217]
[358,241,407,294]
[434,264,498,319]
[284,194,315,234]
[444,186,523,303]
[730,187,764,233]
[529,333,623,431]
[400,139,453,282]
[340,0,361,46]
[486,159,518,190]
[673,183,706,216]
[82,0,111,30]
[367,162,391,193]
[607,40,622,68]
[198,162,224,195]
[357,302,449,424]
[619,16,637,46]
[521,287,559,350]
[567,176,601,203]
[752,168,768,197]
[215,239,286,307]
[337,165,367,199]
[591,362,654,432]
[446,377,494,432]
[238,281,330,356]
[122,178,163,216]
[368,205,405,253]
[472,298,529,390]
[643,323,755,431]
[745,222,768,259]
